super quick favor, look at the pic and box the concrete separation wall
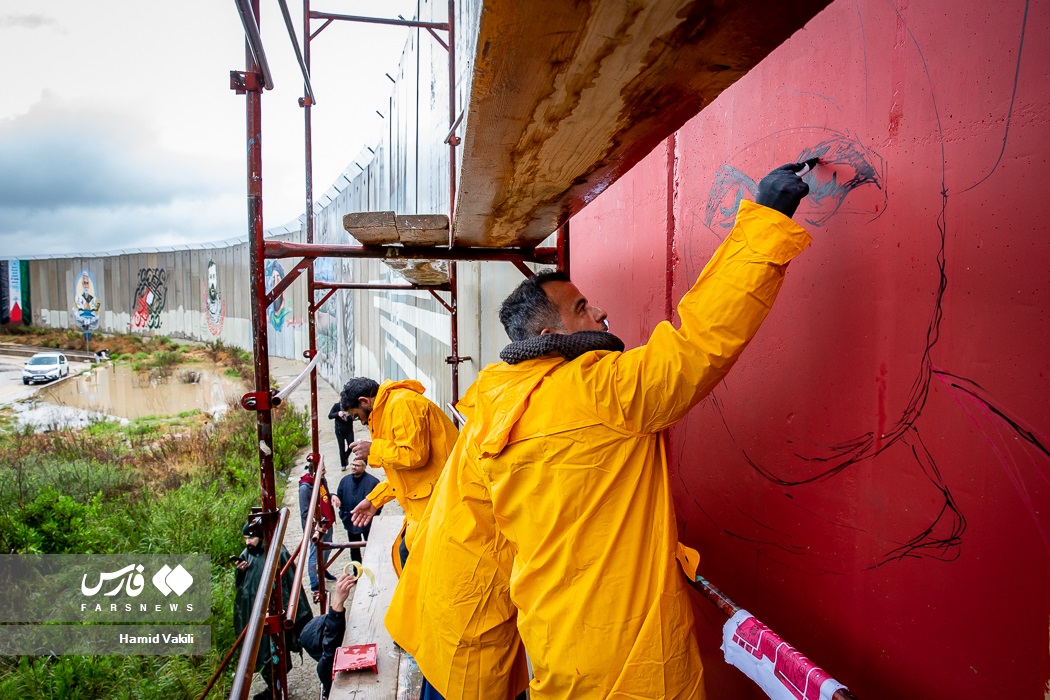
[21,231,304,361]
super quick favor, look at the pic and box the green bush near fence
[0,402,310,699]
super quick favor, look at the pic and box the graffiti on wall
[340,259,355,379]
[265,260,300,332]
[314,257,338,380]
[73,270,101,331]
[131,268,168,330]
[7,261,23,324]
[201,260,225,336]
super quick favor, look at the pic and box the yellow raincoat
[388,201,810,699]
[362,380,458,560]
[385,396,531,698]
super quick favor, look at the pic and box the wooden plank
[329,514,403,700]
[343,211,398,245]
[384,261,450,286]
[394,214,449,246]
[452,0,832,247]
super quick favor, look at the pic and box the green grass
[0,401,310,698]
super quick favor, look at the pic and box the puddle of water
[33,363,244,422]
[13,403,129,432]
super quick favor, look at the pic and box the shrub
[0,398,310,695]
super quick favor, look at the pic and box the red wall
[572,0,1050,697]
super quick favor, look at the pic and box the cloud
[0,94,260,255]
[0,195,250,256]
[0,95,229,209]
[0,15,61,31]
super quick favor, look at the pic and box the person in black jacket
[332,460,381,565]
[328,401,355,471]
[300,573,355,699]
[234,517,313,700]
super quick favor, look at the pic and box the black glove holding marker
[755,160,815,218]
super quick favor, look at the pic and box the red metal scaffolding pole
[446,0,463,405]
[232,0,287,696]
[303,0,320,458]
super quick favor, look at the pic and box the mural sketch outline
[683,0,1046,573]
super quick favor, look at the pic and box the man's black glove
[755,163,811,218]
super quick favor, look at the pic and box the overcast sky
[0,0,418,256]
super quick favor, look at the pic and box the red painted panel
[571,140,672,347]
[571,0,1050,697]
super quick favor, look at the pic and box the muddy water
[37,363,244,420]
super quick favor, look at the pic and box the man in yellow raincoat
[387,164,813,699]
[340,376,458,572]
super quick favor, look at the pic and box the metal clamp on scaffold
[240,389,279,411]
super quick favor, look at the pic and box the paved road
[0,354,91,408]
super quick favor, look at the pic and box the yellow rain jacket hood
[388,201,811,699]
[364,379,458,555]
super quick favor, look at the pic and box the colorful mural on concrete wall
[314,257,338,379]
[131,268,167,330]
[6,261,23,324]
[265,260,291,332]
[73,270,101,331]
[1,260,24,325]
[201,260,225,336]
[571,0,1049,697]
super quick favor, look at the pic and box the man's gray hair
[499,270,571,342]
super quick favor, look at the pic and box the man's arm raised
[577,164,812,435]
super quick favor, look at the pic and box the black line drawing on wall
[680,0,1045,573]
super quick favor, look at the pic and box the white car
[22,352,70,385]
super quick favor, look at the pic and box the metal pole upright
[447,0,460,405]
[241,0,288,696]
[303,0,320,458]
[245,0,277,518]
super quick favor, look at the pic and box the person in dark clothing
[328,401,355,471]
[332,460,382,564]
[234,517,313,700]
[300,573,356,699]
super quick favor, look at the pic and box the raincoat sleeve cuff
[735,200,812,265]
[367,438,390,468]
[675,542,701,581]
[366,480,397,508]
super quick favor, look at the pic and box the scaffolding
[213,1,569,698]
[214,2,855,699]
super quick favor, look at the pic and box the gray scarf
[500,330,625,365]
